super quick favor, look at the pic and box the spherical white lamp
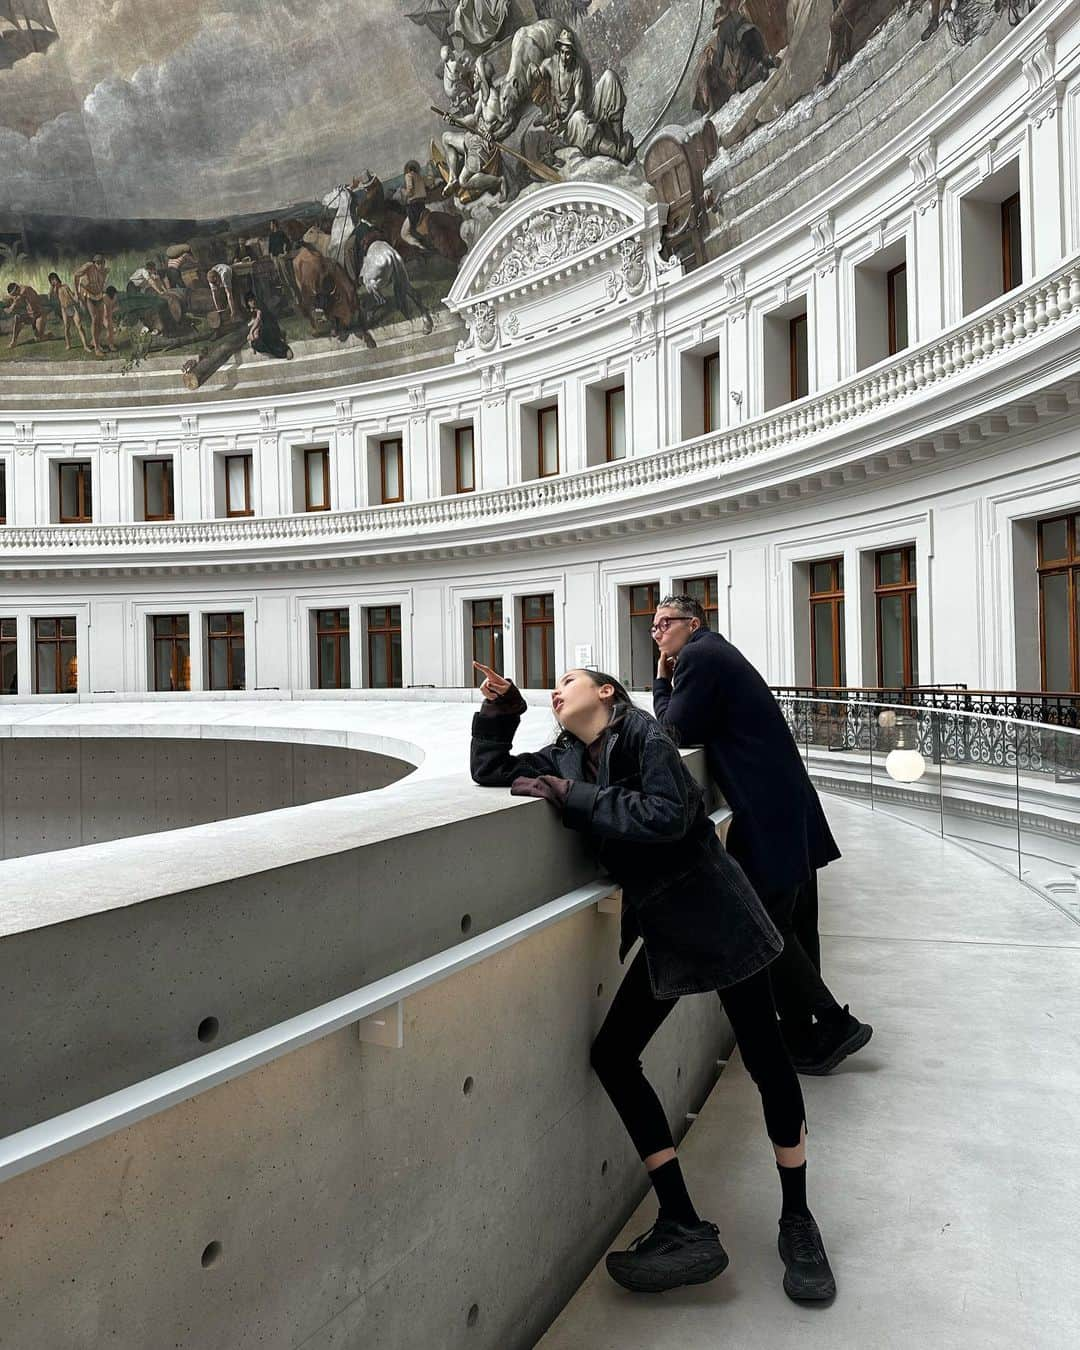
[885,747,926,783]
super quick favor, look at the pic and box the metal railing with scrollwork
[771,686,1080,779]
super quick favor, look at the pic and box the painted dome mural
[0,0,1039,389]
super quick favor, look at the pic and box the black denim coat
[470,701,782,998]
[654,629,841,899]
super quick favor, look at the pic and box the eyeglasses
[649,616,693,635]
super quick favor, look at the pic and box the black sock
[649,1157,700,1226]
[778,1161,810,1218]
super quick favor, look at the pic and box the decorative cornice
[4,259,1080,570]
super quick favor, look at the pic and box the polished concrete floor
[538,796,1080,1350]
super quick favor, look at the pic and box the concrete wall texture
[0,737,412,859]
[0,907,731,1350]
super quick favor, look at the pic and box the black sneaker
[778,1213,836,1302]
[792,1007,872,1076]
[605,1218,729,1294]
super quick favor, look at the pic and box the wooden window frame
[874,546,918,688]
[304,447,331,513]
[703,352,719,434]
[205,612,246,692]
[471,598,504,684]
[680,575,720,628]
[34,616,77,693]
[315,608,350,690]
[152,614,190,692]
[379,438,404,505]
[366,605,402,689]
[520,593,556,689]
[1002,191,1022,294]
[142,457,174,522]
[455,425,475,494]
[1037,514,1080,692]
[58,461,92,524]
[789,313,809,403]
[605,385,626,463]
[225,454,253,517]
[887,263,907,357]
[809,558,845,690]
[537,405,559,479]
[1,617,17,695]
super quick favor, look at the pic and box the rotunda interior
[1,2,1078,1348]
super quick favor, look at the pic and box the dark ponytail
[579,669,635,720]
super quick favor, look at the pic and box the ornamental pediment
[445,183,673,358]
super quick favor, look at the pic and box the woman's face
[551,669,611,726]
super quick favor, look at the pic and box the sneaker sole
[782,1272,837,1303]
[797,1023,873,1076]
[606,1245,730,1295]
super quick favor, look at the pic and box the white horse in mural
[317,187,433,334]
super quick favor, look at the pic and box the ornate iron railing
[771,686,1080,779]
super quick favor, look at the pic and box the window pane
[2,639,16,694]
[390,631,402,688]
[0,461,7,520]
[82,466,92,517]
[878,550,903,585]
[791,317,809,400]
[307,451,328,509]
[37,618,57,639]
[810,561,835,594]
[230,642,245,690]
[837,601,847,685]
[318,635,338,688]
[1042,572,1071,690]
[383,443,401,500]
[908,591,919,683]
[145,462,165,517]
[209,639,228,690]
[1040,517,1069,563]
[36,642,56,694]
[607,387,626,460]
[155,641,172,691]
[539,408,558,476]
[705,354,721,432]
[473,599,491,625]
[522,596,544,621]
[630,613,657,690]
[60,464,78,519]
[227,456,250,512]
[492,598,503,625]
[878,595,905,687]
[891,267,909,352]
[812,603,838,687]
[457,427,475,491]
[524,625,544,687]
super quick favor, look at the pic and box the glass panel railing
[1018,722,1080,921]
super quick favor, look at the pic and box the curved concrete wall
[0,736,412,860]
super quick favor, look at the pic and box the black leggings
[590,947,806,1158]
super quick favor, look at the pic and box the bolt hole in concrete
[462,1075,474,1096]
[467,1304,480,1328]
[601,1159,609,1176]
[676,1065,682,1080]
[197,1017,220,1044]
[460,913,473,935]
[201,1242,222,1269]
[596,983,604,997]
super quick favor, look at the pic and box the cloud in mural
[0,0,444,217]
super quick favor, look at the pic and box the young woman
[470,662,836,1301]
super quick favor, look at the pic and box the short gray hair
[659,594,709,629]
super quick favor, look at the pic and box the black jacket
[470,698,781,998]
[653,629,841,899]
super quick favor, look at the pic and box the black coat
[470,700,781,998]
[653,629,841,899]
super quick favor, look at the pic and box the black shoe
[778,1213,836,1302]
[792,1007,872,1076]
[605,1218,729,1294]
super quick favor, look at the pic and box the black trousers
[590,946,806,1158]
[761,877,839,1028]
